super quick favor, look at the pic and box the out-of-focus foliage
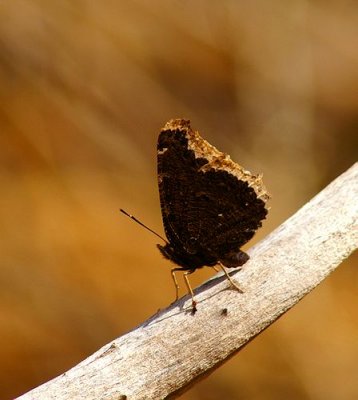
[0,1,357,399]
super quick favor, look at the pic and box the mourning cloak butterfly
[156,119,270,312]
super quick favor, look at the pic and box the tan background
[0,1,357,399]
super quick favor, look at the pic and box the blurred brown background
[0,1,357,399]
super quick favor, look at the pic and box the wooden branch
[18,163,358,400]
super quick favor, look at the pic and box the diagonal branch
[17,163,358,400]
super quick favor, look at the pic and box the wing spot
[158,147,168,155]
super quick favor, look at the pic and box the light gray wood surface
[17,163,358,400]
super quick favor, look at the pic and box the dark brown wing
[157,119,269,267]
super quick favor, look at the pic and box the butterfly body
[157,119,269,274]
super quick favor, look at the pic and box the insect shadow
[142,267,242,326]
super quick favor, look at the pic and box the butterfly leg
[218,262,243,293]
[170,268,182,303]
[183,270,197,314]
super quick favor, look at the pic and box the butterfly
[122,119,269,313]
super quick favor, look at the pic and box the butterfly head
[157,242,195,269]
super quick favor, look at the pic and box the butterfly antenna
[119,209,168,244]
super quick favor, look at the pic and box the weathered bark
[17,163,358,400]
